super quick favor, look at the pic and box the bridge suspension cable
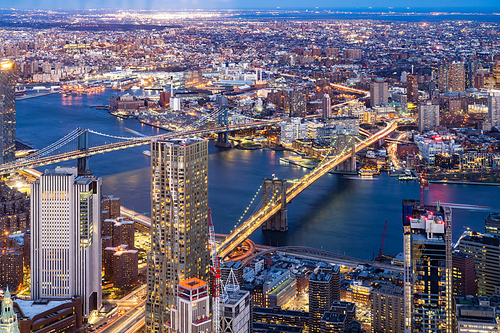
[87,129,151,141]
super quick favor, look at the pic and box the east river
[17,89,500,260]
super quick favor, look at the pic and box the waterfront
[17,89,500,260]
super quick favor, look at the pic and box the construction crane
[208,208,221,333]
[376,220,388,261]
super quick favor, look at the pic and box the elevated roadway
[216,120,398,258]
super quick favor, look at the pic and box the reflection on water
[16,89,500,259]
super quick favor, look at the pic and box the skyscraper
[309,264,340,333]
[322,94,332,119]
[146,138,210,333]
[452,251,477,297]
[448,62,466,92]
[418,102,440,131]
[31,167,102,318]
[171,278,211,333]
[487,90,500,127]
[370,78,388,106]
[458,232,500,297]
[403,200,452,333]
[0,60,16,165]
[406,75,418,103]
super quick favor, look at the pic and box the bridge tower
[216,108,232,148]
[77,128,90,174]
[262,178,288,232]
[334,134,357,173]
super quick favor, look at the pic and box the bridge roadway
[216,119,398,258]
[0,120,280,175]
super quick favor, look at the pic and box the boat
[131,86,140,91]
[143,150,151,157]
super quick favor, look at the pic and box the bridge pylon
[216,108,232,147]
[333,134,357,173]
[262,178,288,232]
[77,128,90,175]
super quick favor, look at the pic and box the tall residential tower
[31,167,102,318]
[0,60,16,165]
[146,138,210,333]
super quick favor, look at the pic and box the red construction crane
[208,208,221,333]
[376,220,388,261]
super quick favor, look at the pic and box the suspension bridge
[0,109,280,175]
[216,119,398,258]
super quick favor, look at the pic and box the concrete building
[171,278,211,333]
[309,264,340,333]
[30,167,102,318]
[0,60,16,165]
[101,195,120,221]
[487,90,500,127]
[320,312,346,332]
[219,270,251,333]
[370,78,388,106]
[418,102,440,131]
[253,307,309,330]
[452,252,477,297]
[0,182,29,236]
[458,232,500,297]
[449,62,466,92]
[146,138,210,333]
[370,287,404,333]
[0,249,23,289]
[103,217,135,249]
[104,245,138,289]
[403,200,452,333]
[322,94,332,119]
[485,213,500,235]
[454,296,498,333]
[407,75,418,103]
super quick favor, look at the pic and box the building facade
[170,278,211,333]
[370,287,404,333]
[0,60,16,165]
[487,89,500,127]
[31,167,102,318]
[146,138,210,333]
[403,200,452,333]
[418,102,440,131]
[370,78,388,106]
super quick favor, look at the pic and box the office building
[418,102,440,131]
[452,252,477,297]
[485,213,500,235]
[253,307,309,329]
[458,232,500,297]
[146,138,210,333]
[439,65,450,92]
[0,181,29,236]
[402,200,452,333]
[322,94,332,119]
[219,270,251,333]
[371,287,404,333]
[0,249,23,289]
[370,78,388,106]
[0,60,16,165]
[170,278,211,333]
[454,296,498,333]
[487,90,500,127]
[309,264,340,333]
[320,312,346,332]
[31,167,102,318]
[407,75,418,103]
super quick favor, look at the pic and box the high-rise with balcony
[31,167,102,318]
[0,60,16,165]
[402,200,452,333]
[146,138,210,333]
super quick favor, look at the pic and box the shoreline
[428,179,500,186]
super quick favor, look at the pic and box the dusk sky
[0,0,499,10]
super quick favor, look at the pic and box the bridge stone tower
[333,134,357,173]
[77,128,91,175]
[216,108,231,147]
[262,178,288,232]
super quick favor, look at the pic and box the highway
[99,300,145,333]
[216,119,398,258]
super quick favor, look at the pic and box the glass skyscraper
[146,138,210,333]
[0,60,16,165]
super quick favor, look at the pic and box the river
[16,89,500,260]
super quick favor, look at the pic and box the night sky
[0,0,499,10]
